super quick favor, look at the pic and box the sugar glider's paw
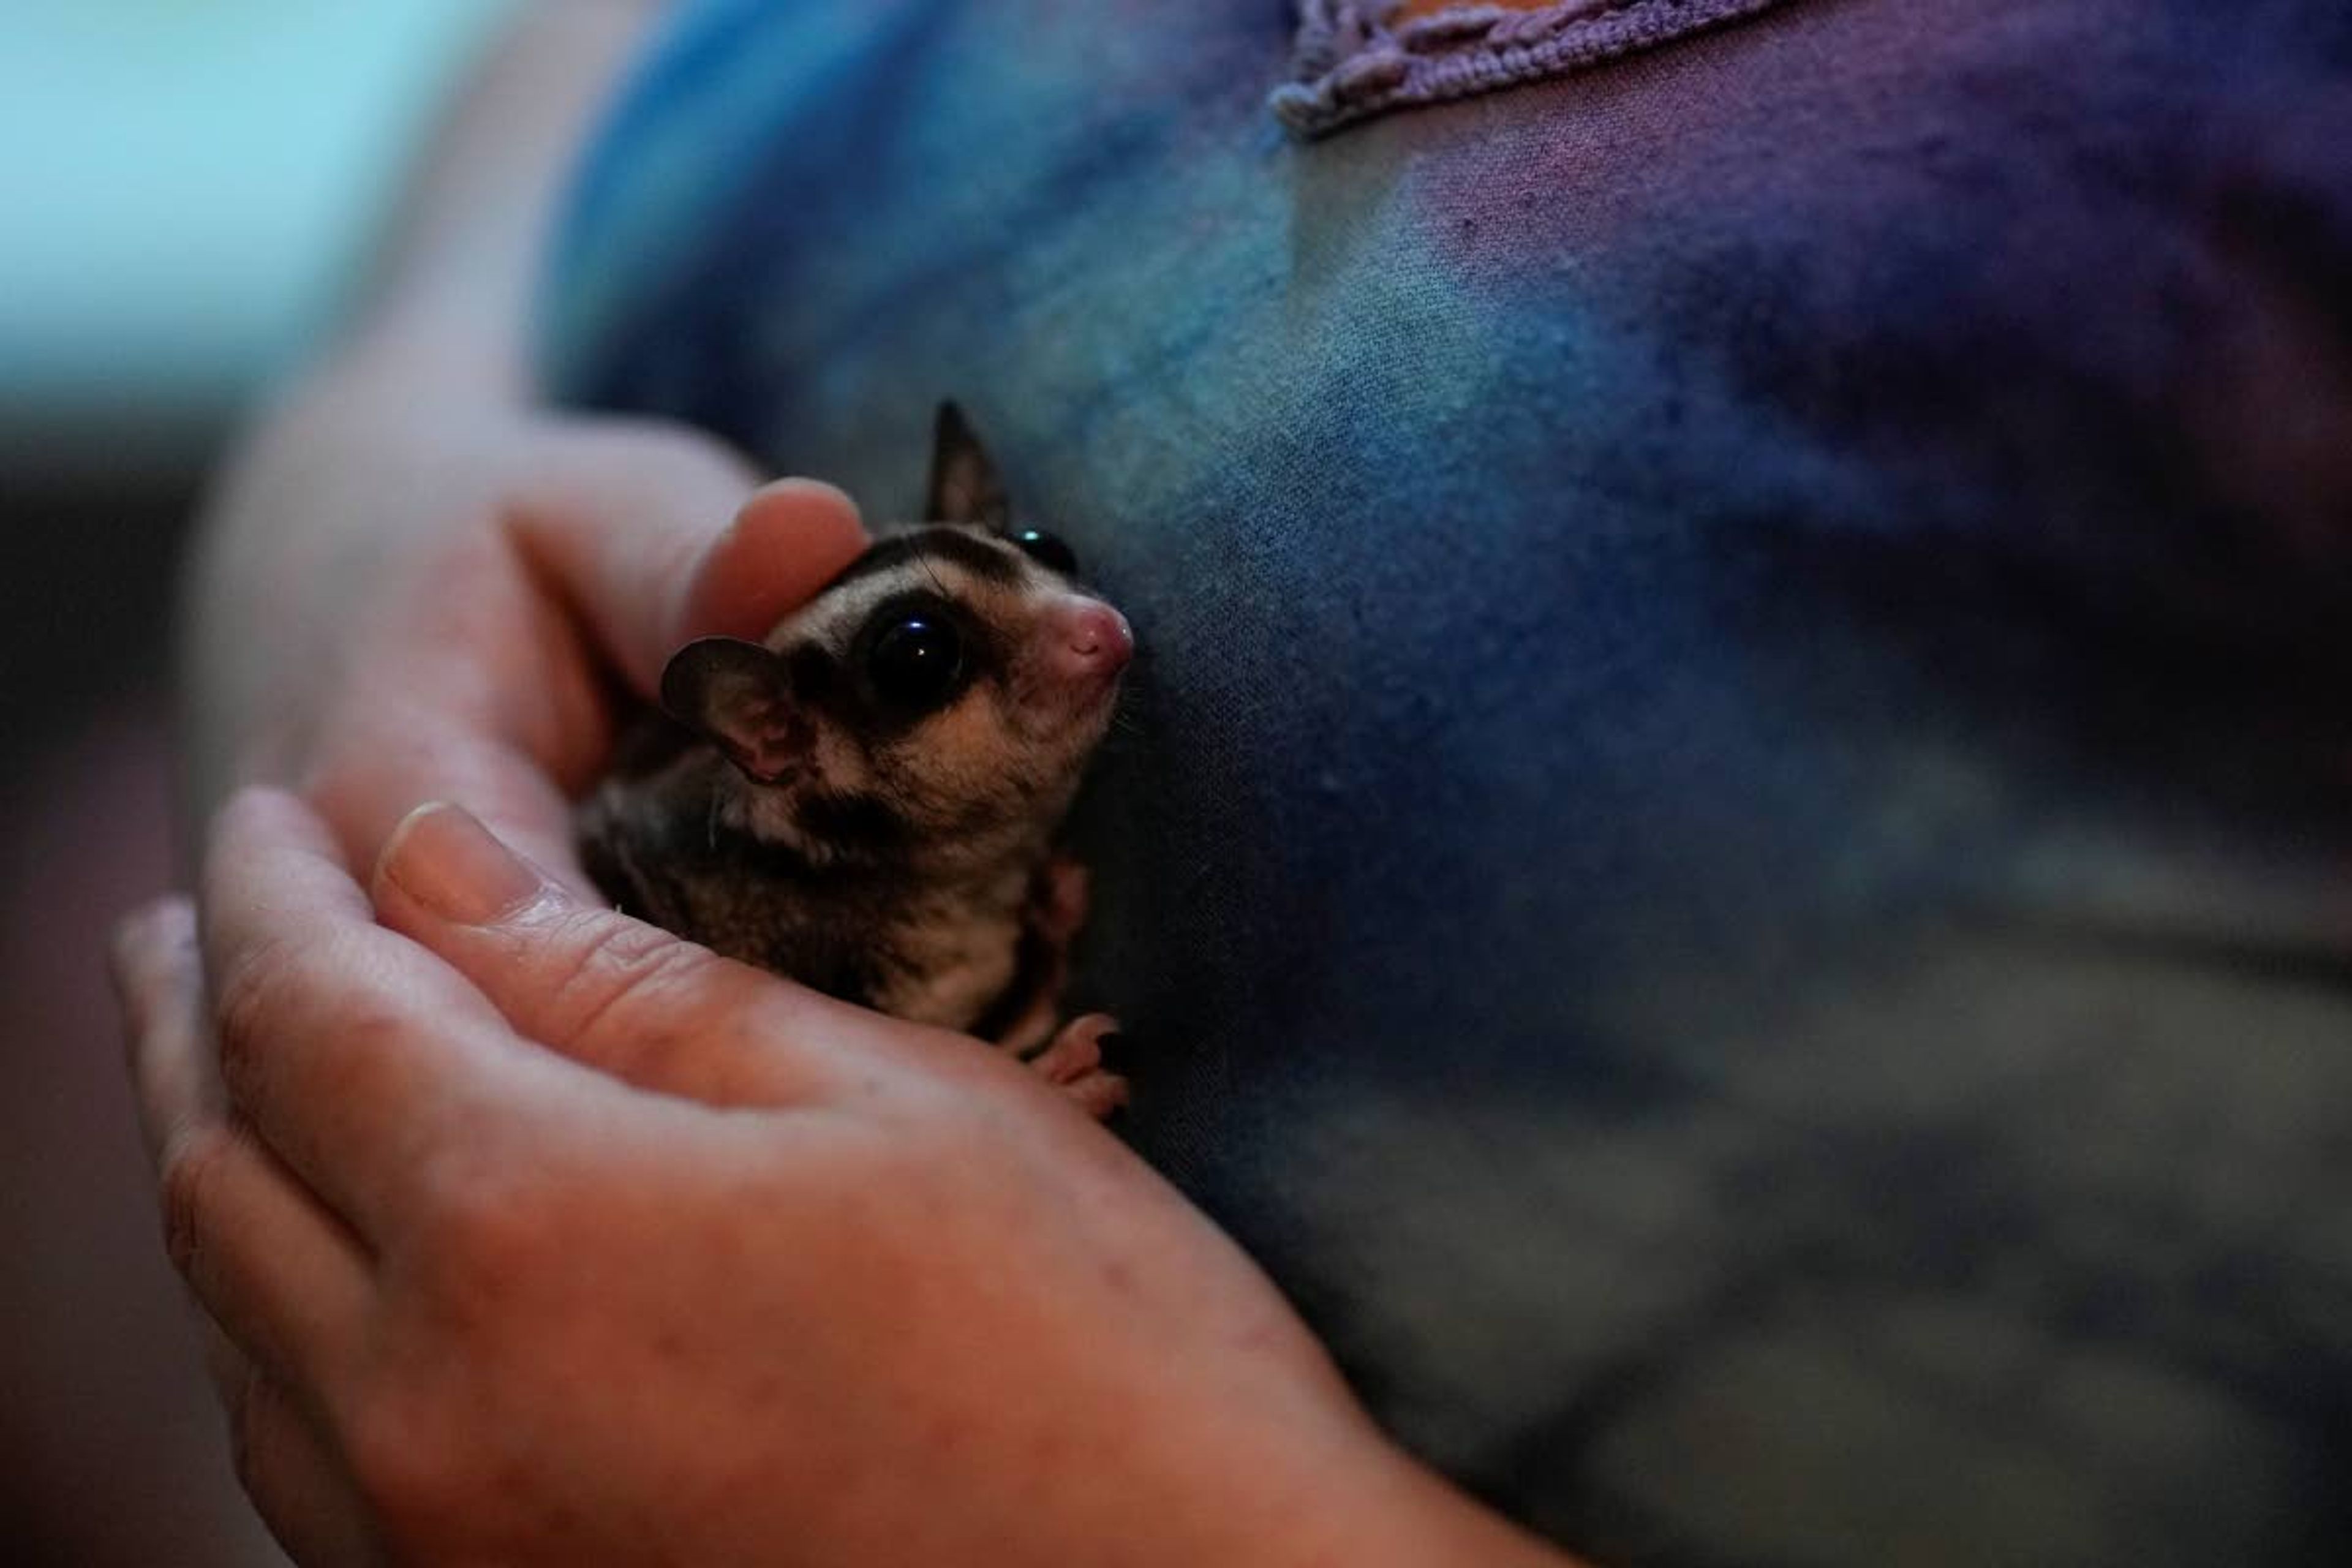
[992,854,1093,1058]
[1020,1011,1129,1121]
[1029,856,1091,947]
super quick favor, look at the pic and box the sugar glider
[578,405,1130,1114]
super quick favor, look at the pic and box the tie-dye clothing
[540,4,2352,1563]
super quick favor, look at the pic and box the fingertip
[110,895,198,1030]
[111,894,196,970]
[740,475,864,533]
[684,478,871,643]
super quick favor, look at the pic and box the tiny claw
[1058,1068,1130,1121]
[1023,1012,1128,1118]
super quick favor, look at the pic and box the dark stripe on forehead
[824,527,1022,592]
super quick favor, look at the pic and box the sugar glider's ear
[925,401,1010,529]
[660,637,810,784]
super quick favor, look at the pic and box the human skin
[179,1,871,886]
[146,1,1582,1561]
[111,791,1572,1566]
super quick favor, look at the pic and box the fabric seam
[1273,0,1796,138]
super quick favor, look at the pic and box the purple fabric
[1274,0,1796,136]
[542,2,2352,1562]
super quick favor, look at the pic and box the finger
[158,1125,372,1396]
[510,423,869,695]
[113,895,221,1163]
[198,788,608,1230]
[306,701,596,900]
[208,1340,382,1568]
[371,801,898,1106]
[114,896,373,1389]
[680,478,871,646]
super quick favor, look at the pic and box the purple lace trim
[1273,0,1796,138]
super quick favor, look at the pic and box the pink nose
[1043,600,1134,680]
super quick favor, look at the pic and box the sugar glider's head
[660,405,1131,864]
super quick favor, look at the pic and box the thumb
[509,418,869,695]
[371,801,925,1106]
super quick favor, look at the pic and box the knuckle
[439,1169,549,1270]
[207,933,303,1091]
[227,1374,351,1559]
[341,1212,556,1533]
[541,914,730,1046]
[340,1382,473,1532]
[160,1125,238,1276]
[221,1362,266,1493]
[562,910,679,976]
[223,1364,301,1512]
[211,926,387,1106]
[404,1152,564,1316]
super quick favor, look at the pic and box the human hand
[115,791,1567,1566]
[183,336,869,885]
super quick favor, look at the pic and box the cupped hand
[183,339,869,885]
[113,791,1555,1567]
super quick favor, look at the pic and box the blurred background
[1,4,514,1561]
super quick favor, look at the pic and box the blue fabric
[541,4,2352,1562]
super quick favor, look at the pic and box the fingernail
[377,804,549,925]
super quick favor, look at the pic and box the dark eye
[1009,527,1078,576]
[865,615,965,709]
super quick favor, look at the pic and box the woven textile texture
[541,3,2352,1562]
[1272,0,1798,137]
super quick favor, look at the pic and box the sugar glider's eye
[1009,528,1077,576]
[865,614,965,709]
